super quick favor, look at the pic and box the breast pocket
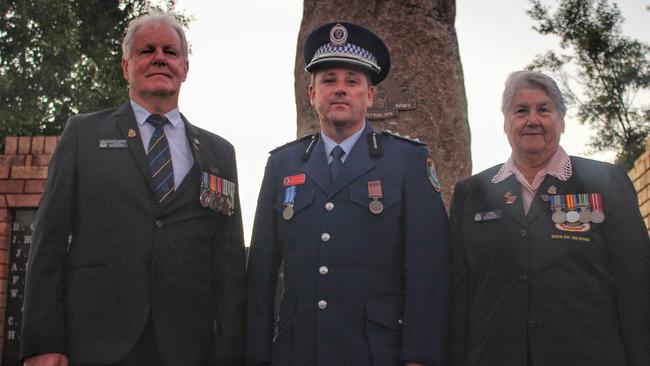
[273,185,316,255]
[343,182,402,258]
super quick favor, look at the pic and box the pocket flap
[364,295,403,330]
[274,184,315,215]
[349,182,400,210]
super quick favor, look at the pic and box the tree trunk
[294,0,471,204]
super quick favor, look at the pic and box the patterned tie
[329,145,345,183]
[146,114,174,203]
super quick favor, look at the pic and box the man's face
[309,68,375,133]
[121,22,188,103]
[504,87,564,160]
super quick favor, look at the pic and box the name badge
[99,139,128,149]
[474,210,502,222]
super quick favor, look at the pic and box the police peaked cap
[304,22,390,85]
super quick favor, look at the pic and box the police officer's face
[309,68,376,136]
[121,22,188,105]
[504,87,564,161]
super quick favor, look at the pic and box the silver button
[319,266,329,275]
[318,300,328,309]
[155,220,164,228]
[325,202,334,211]
[321,233,331,242]
[519,228,527,237]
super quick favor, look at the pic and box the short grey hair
[501,70,566,117]
[122,12,188,60]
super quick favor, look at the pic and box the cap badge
[329,23,348,45]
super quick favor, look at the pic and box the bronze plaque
[367,77,416,120]
[2,209,36,366]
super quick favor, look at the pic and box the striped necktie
[146,114,174,203]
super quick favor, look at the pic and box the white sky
[174,0,649,244]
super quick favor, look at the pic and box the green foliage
[0,0,190,150]
[527,0,650,169]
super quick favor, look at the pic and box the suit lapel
[114,102,157,194]
[494,175,528,227]
[302,138,332,193]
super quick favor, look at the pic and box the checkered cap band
[311,42,381,73]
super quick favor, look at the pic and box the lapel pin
[209,166,219,174]
[128,129,136,138]
[504,191,517,205]
[548,185,557,195]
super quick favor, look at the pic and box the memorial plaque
[2,209,36,366]
[367,77,416,121]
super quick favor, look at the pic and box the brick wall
[0,136,58,360]
[628,139,650,236]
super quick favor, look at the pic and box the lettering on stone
[3,210,37,366]
[367,77,417,121]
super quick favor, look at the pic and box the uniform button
[318,300,328,310]
[319,266,329,275]
[520,274,528,281]
[519,228,527,237]
[155,220,164,228]
[321,233,331,242]
[398,319,404,326]
[325,202,334,211]
[528,319,538,329]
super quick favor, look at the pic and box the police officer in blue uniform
[245,22,449,366]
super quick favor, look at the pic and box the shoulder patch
[426,156,441,192]
[381,130,426,145]
[269,134,316,155]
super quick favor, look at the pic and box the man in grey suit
[20,12,246,366]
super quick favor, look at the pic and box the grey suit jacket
[20,102,246,366]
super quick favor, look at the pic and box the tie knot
[146,114,168,128]
[330,145,345,161]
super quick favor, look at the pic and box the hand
[23,353,68,366]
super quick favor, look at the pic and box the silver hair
[501,70,566,117]
[122,12,188,60]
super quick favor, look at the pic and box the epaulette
[381,130,426,145]
[269,134,317,155]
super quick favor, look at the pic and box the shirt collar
[492,146,572,187]
[320,121,366,162]
[130,100,183,129]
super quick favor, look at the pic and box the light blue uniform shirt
[320,121,367,164]
[131,100,194,188]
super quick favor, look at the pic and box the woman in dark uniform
[449,70,650,366]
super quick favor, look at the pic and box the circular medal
[220,197,229,215]
[199,190,209,207]
[208,194,217,210]
[591,211,605,223]
[566,210,580,223]
[283,204,294,220]
[579,209,591,224]
[369,200,384,214]
[551,211,566,224]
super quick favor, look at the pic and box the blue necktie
[329,145,345,183]
[146,114,174,203]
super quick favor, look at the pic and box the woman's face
[504,87,564,161]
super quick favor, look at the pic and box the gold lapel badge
[548,185,557,195]
[127,129,137,138]
[504,191,517,205]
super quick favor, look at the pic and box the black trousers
[73,315,164,366]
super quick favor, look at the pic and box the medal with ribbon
[368,180,384,214]
[565,194,580,223]
[550,194,566,224]
[577,193,592,223]
[282,174,305,220]
[589,193,605,223]
[200,173,210,207]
